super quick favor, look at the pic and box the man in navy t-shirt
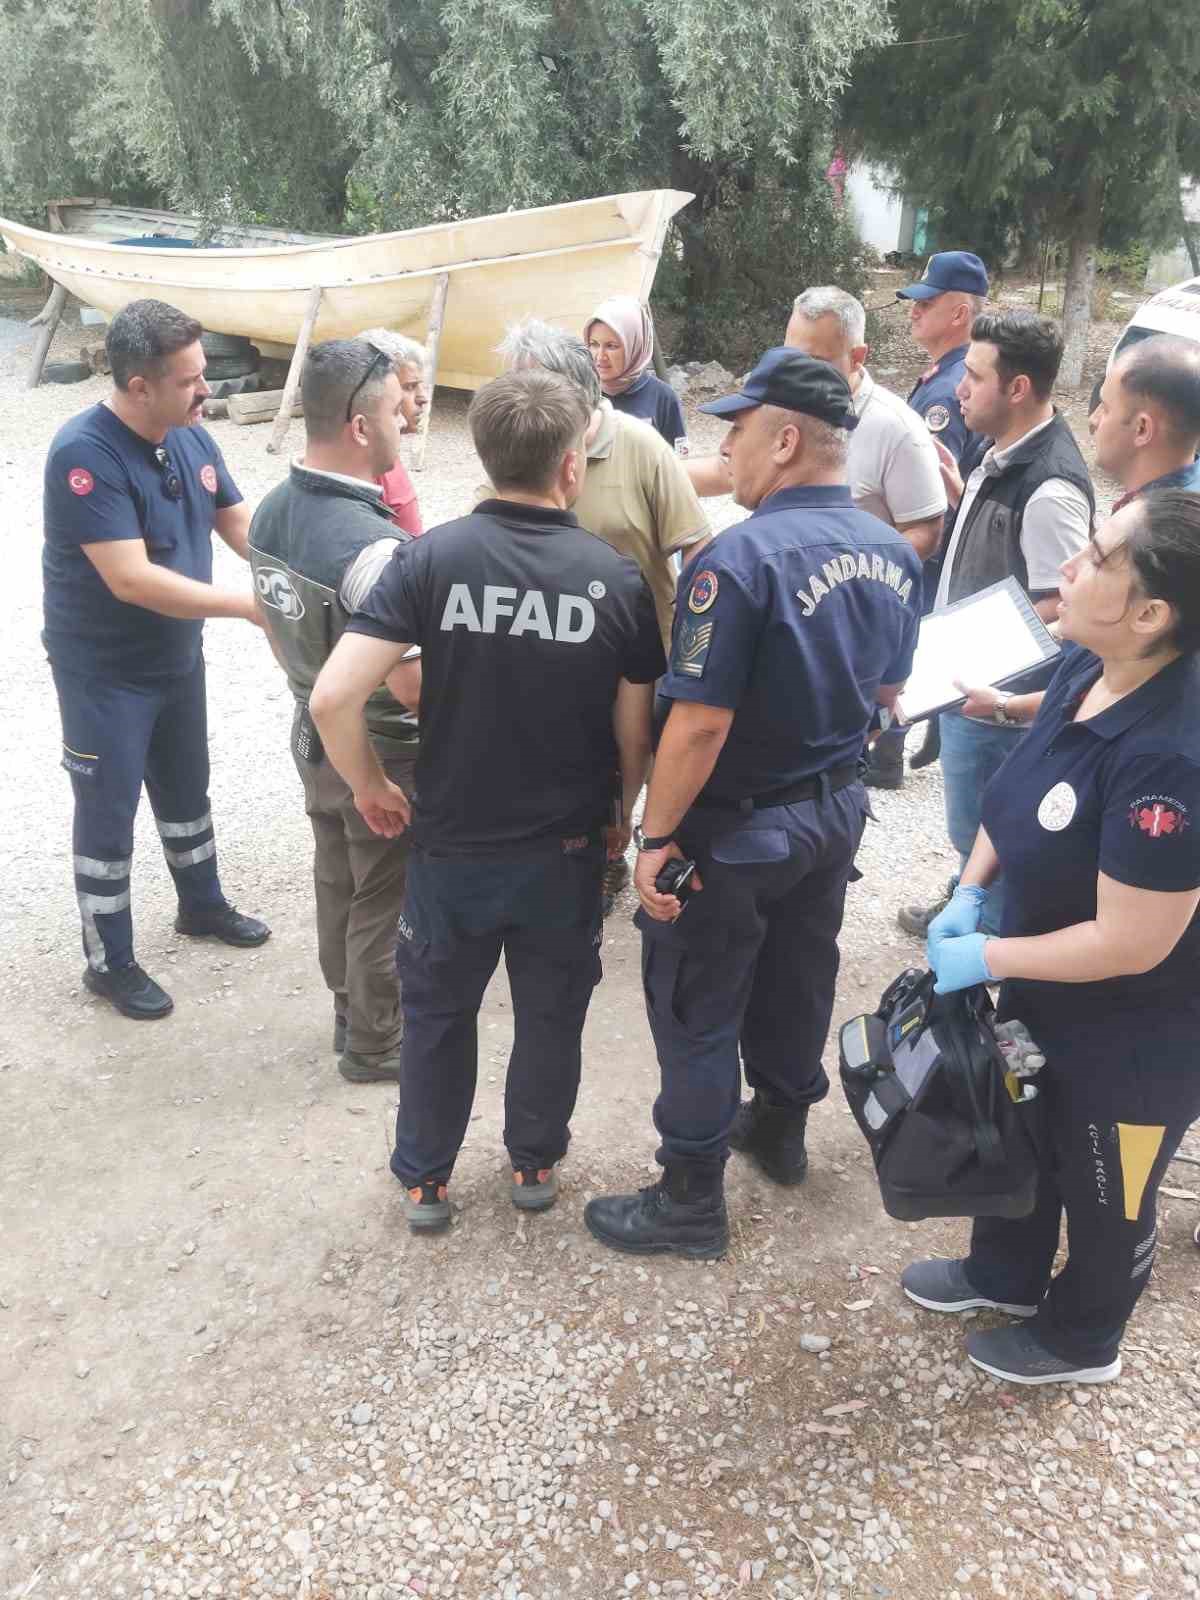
[43,298,270,1021]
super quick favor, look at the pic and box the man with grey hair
[311,369,665,1232]
[357,328,429,534]
[250,337,420,1083]
[494,317,710,648]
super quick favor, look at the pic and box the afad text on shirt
[439,582,596,643]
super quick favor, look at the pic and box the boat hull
[1,190,690,389]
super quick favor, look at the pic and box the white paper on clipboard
[897,577,1059,723]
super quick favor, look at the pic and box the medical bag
[839,968,1043,1222]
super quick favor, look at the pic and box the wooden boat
[0,189,691,390]
[43,195,333,247]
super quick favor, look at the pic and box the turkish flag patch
[67,467,94,496]
[200,463,218,493]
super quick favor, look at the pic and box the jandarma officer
[910,490,1200,1387]
[249,339,421,1084]
[584,350,922,1259]
[43,298,270,1021]
[311,369,665,1232]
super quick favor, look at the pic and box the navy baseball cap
[897,251,990,301]
[697,347,858,430]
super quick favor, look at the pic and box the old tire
[200,330,255,360]
[43,360,92,384]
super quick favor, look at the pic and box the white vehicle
[1091,274,1200,411]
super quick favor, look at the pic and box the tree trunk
[1059,176,1102,390]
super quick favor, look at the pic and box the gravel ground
[2,286,1198,1600]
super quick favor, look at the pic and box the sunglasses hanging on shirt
[153,446,183,501]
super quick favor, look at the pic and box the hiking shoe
[333,1012,347,1055]
[909,720,942,771]
[729,1094,809,1184]
[863,744,905,791]
[175,902,271,947]
[403,1180,450,1233]
[339,1048,403,1084]
[901,1258,1037,1317]
[966,1324,1121,1386]
[512,1166,559,1212]
[83,962,174,1021]
[896,878,956,939]
[584,1164,728,1259]
[601,857,629,918]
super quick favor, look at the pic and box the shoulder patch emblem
[672,616,714,678]
[687,569,719,614]
[67,467,94,496]
[200,463,218,493]
[1129,795,1189,838]
[925,404,951,433]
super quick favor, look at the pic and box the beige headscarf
[585,296,656,396]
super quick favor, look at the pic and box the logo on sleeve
[587,580,607,600]
[1129,795,1189,838]
[1037,781,1077,832]
[199,463,218,494]
[688,570,719,614]
[67,467,94,496]
[672,616,714,678]
[925,404,951,433]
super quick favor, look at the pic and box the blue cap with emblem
[897,251,990,301]
[697,347,858,430]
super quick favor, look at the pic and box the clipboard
[896,576,1060,724]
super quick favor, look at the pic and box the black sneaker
[511,1166,559,1212]
[175,902,271,947]
[83,963,174,1021]
[403,1180,451,1233]
[728,1094,809,1185]
[966,1324,1121,1386]
[584,1164,729,1259]
[896,878,956,939]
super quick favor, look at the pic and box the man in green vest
[249,339,419,1082]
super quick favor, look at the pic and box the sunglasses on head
[153,446,183,500]
[345,344,391,423]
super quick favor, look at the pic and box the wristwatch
[633,823,674,852]
[992,691,1015,725]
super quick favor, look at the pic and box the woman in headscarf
[585,296,687,453]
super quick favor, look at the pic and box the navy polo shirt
[981,644,1200,1023]
[610,373,687,451]
[907,345,980,466]
[660,485,921,801]
[43,404,241,680]
[1114,457,1200,511]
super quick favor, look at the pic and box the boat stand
[267,285,323,455]
[411,272,450,472]
[25,281,67,389]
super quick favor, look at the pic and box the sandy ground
[1,285,1198,1600]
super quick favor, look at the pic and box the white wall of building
[845,165,906,255]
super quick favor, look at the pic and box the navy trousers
[640,781,868,1167]
[965,1007,1200,1366]
[390,838,604,1187]
[52,659,224,972]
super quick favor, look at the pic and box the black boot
[728,1093,809,1185]
[909,719,941,771]
[584,1162,729,1259]
[863,740,904,791]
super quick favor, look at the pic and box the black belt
[693,763,861,813]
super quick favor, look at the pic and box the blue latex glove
[931,932,994,994]
[925,883,989,964]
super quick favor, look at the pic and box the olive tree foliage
[844,0,1200,386]
[0,0,892,357]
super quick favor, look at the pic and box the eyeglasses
[345,344,391,422]
[153,446,183,500]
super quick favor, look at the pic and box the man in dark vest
[249,339,420,1082]
[897,310,1093,940]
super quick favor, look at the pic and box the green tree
[843,0,1200,385]
[0,0,891,360]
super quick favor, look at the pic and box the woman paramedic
[903,488,1200,1385]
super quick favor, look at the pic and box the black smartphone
[655,857,697,903]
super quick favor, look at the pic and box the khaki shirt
[476,402,709,647]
